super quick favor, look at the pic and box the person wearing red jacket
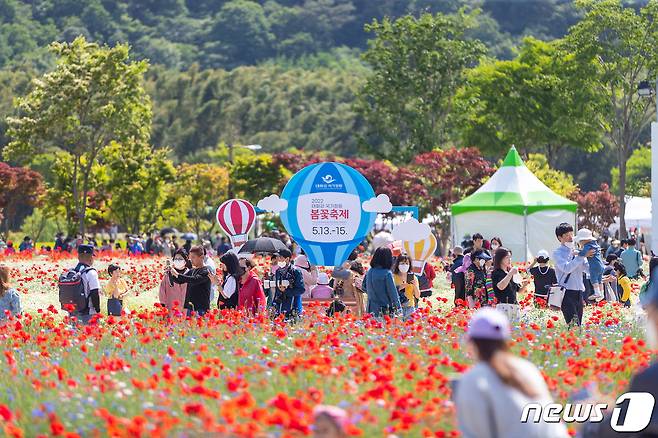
[237,258,266,315]
[418,261,436,299]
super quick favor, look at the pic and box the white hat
[575,228,594,242]
[536,249,550,259]
[317,272,330,285]
[467,308,511,341]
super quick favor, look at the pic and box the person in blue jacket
[273,248,305,320]
[363,247,401,317]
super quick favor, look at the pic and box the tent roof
[452,146,578,216]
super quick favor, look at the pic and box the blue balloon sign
[280,162,378,266]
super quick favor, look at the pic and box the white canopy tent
[451,147,577,262]
[609,196,652,253]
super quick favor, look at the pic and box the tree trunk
[618,146,628,239]
[79,160,94,236]
[72,154,81,235]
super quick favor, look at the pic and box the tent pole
[523,208,529,262]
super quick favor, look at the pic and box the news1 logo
[521,392,655,432]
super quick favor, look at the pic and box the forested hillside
[0,0,647,193]
[0,0,584,69]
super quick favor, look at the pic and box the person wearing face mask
[465,250,493,308]
[217,252,241,310]
[393,254,420,319]
[169,246,212,316]
[553,222,594,326]
[527,250,557,304]
[272,248,305,319]
[490,237,502,253]
[237,257,266,314]
[159,249,190,317]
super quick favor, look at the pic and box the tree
[566,0,658,238]
[355,11,486,162]
[573,184,619,233]
[174,163,228,239]
[230,154,291,204]
[456,37,605,159]
[410,147,494,252]
[0,162,44,235]
[340,157,427,206]
[611,146,651,197]
[104,140,176,234]
[203,0,274,68]
[525,153,578,198]
[41,152,107,234]
[20,208,65,243]
[5,36,151,234]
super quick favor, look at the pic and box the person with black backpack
[59,244,101,325]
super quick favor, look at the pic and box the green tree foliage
[173,163,228,239]
[566,0,658,237]
[203,0,274,69]
[229,154,291,205]
[612,146,651,197]
[147,65,365,159]
[356,11,486,162]
[0,1,582,70]
[525,153,578,198]
[20,207,64,243]
[43,152,107,234]
[103,140,176,234]
[456,37,605,158]
[5,36,151,234]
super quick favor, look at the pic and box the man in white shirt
[71,244,101,325]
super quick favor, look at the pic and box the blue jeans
[186,309,207,317]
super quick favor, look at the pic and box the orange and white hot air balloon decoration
[403,232,437,275]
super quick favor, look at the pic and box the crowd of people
[0,222,657,437]
[446,224,653,327]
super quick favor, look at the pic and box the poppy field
[0,252,652,437]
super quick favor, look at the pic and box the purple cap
[467,308,511,341]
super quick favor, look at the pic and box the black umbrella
[239,237,288,254]
[181,232,198,241]
[160,227,179,236]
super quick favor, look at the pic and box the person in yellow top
[614,261,632,307]
[105,264,130,316]
[393,254,420,320]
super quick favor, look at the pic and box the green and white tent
[451,146,577,262]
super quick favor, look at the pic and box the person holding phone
[491,247,530,305]
[168,246,212,317]
[393,253,420,320]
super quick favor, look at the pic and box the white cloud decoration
[362,194,393,213]
[257,194,288,213]
[392,218,431,242]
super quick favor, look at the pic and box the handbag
[604,281,617,302]
[496,303,521,321]
[547,273,571,311]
